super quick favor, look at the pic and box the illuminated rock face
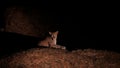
[4,6,56,37]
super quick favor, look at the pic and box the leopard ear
[49,32,52,35]
[55,31,59,34]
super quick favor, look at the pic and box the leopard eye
[52,35,55,38]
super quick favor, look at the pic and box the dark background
[0,1,119,53]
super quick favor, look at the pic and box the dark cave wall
[3,6,58,37]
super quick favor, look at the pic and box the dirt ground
[0,48,120,68]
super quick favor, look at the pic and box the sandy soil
[0,48,120,68]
